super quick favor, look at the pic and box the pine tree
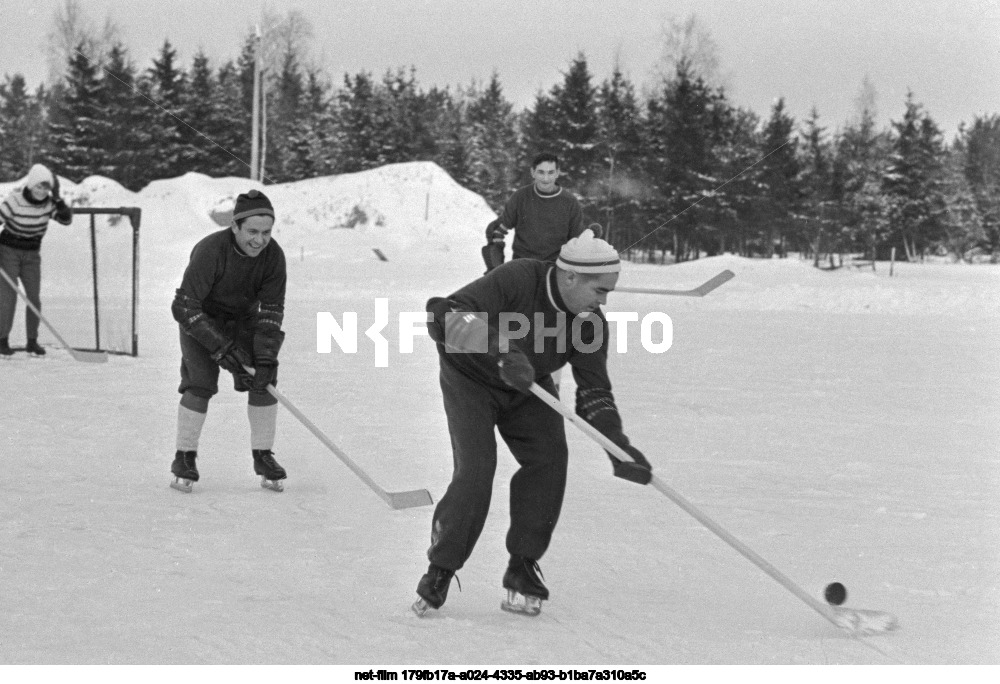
[959,114,1000,261]
[714,106,761,256]
[98,43,148,189]
[212,59,252,178]
[799,108,835,265]
[548,53,600,200]
[832,102,891,259]
[0,75,46,180]
[755,98,800,257]
[465,73,519,211]
[283,69,335,181]
[940,147,985,262]
[644,60,726,261]
[46,43,105,182]
[178,50,217,175]
[335,71,384,172]
[595,67,644,249]
[882,92,947,261]
[144,40,188,180]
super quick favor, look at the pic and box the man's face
[531,161,560,193]
[559,270,619,315]
[232,215,274,257]
[29,182,51,201]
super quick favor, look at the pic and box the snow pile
[1,161,495,291]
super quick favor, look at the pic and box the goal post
[74,207,141,356]
[42,206,141,357]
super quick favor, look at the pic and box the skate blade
[170,478,193,493]
[501,590,542,617]
[411,598,433,617]
[260,476,285,492]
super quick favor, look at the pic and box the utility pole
[249,24,262,181]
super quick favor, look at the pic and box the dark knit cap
[232,189,274,222]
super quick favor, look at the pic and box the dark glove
[607,441,652,485]
[498,347,534,393]
[212,339,254,376]
[51,175,61,202]
[485,219,508,244]
[251,363,277,391]
[251,330,284,391]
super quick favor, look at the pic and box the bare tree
[653,14,727,88]
[46,0,122,84]
[851,74,879,128]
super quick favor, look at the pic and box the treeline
[1,38,999,263]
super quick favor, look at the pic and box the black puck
[824,582,847,606]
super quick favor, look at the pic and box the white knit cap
[24,164,54,188]
[556,229,621,274]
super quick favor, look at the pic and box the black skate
[25,339,46,356]
[412,564,457,616]
[253,449,286,492]
[170,450,199,493]
[501,555,547,617]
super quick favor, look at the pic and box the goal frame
[72,206,141,357]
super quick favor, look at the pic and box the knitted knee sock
[248,403,278,450]
[176,399,208,451]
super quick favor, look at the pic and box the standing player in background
[481,152,585,273]
[0,164,73,356]
[169,189,288,493]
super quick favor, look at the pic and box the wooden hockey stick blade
[528,382,898,636]
[68,348,110,363]
[242,366,433,509]
[0,268,108,363]
[618,269,735,297]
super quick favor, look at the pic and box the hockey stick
[0,268,108,362]
[617,269,735,297]
[242,365,433,510]
[528,382,897,636]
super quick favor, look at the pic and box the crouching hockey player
[169,189,288,493]
[413,229,652,617]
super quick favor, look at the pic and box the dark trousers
[178,322,275,406]
[427,360,568,571]
[0,245,41,340]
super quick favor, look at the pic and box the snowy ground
[1,166,998,666]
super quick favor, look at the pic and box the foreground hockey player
[481,152,585,273]
[414,230,652,617]
[169,189,288,492]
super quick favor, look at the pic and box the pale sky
[3,0,999,139]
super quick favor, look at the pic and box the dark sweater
[429,259,623,429]
[172,228,286,334]
[499,184,584,262]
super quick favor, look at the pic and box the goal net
[36,206,140,356]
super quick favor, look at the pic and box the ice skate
[253,449,286,492]
[501,555,547,617]
[412,564,456,616]
[25,339,46,356]
[169,450,199,493]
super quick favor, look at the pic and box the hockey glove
[608,443,652,485]
[485,219,508,244]
[251,330,284,391]
[498,347,534,394]
[212,340,254,377]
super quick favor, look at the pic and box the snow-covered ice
[0,163,998,665]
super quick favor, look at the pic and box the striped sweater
[0,187,73,251]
